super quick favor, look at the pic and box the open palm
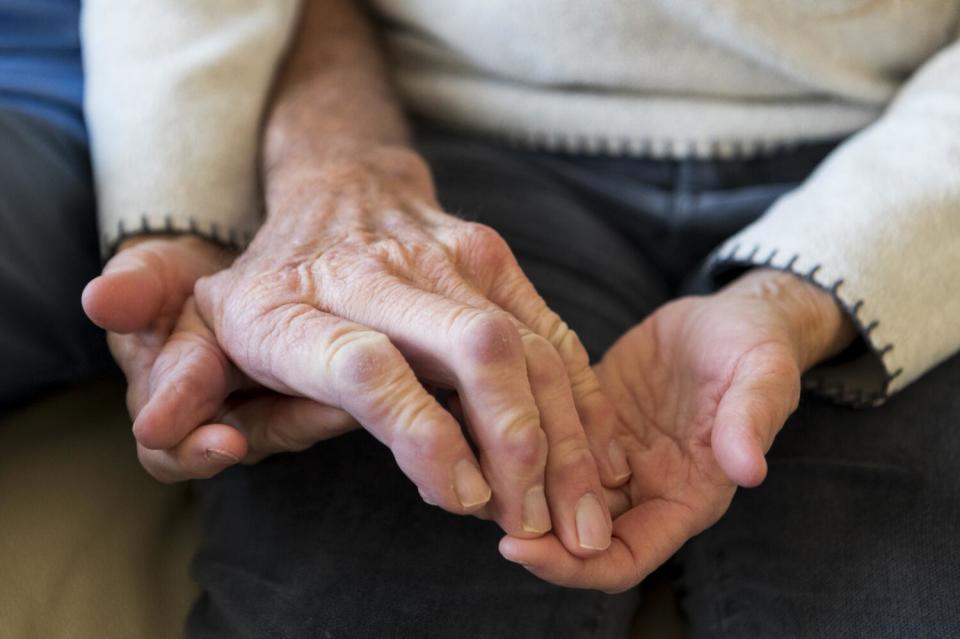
[500,271,852,592]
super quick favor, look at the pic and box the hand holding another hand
[82,235,357,482]
[86,147,630,557]
[500,269,856,592]
[188,147,629,553]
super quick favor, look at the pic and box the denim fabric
[186,124,960,638]
[0,108,109,409]
[0,0,85,141]
[679,355,960,638]
[1,107,954,636]
[0,2,98,410]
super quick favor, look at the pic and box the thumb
[711,346,801,488]
[83,235,230,334]
[82,247,166,333]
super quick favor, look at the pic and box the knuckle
[550,438,597,475]
[496,415,546,467]
[327,329,398,389]
[534,312,596,391]
[468,223,508,252]
[568,364,604,403]
[456,311,522,367]
[549,319,591,371]
[395,410,450,461]
[459,223,513,270]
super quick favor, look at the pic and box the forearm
[262,0,411,190]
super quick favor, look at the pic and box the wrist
[263,144,435,215]
[724,268,857,370]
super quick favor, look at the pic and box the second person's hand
[498,269,857,590]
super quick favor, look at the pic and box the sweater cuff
[82,0,299,259]
[100,211,260,259]
[709,242,899,408]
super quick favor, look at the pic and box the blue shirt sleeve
[0,0,84,142]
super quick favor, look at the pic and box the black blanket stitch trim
[710,242,903,408]
[102,214,255,259]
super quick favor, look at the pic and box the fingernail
[608,439,631,481]
[521,485,552,534]
[453,459,492,509]
[576,493,611,550]
[205,448,240,465]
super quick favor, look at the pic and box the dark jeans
[3,111,957,637]
[0,108,111,410]
[184,124,960,638]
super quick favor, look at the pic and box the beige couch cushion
[0,377,198,639]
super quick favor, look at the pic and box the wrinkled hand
[82,236,357,481]
[192,148,629,553]
[499,269,856,591]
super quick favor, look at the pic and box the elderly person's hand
[498,269,857,591]
[184,147,629,554]
[83,0,628,556]
[82,236,357,481]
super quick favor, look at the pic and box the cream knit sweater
[82,0,960,406]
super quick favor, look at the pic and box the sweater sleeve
[708,38,960,407]
[81,0,301,256]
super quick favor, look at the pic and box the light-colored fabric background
[0,379,198,639]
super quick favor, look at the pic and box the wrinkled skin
[500,270,854,592]
[86,150,631,556]
[83,236,358,481]
[189,150,628,553]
